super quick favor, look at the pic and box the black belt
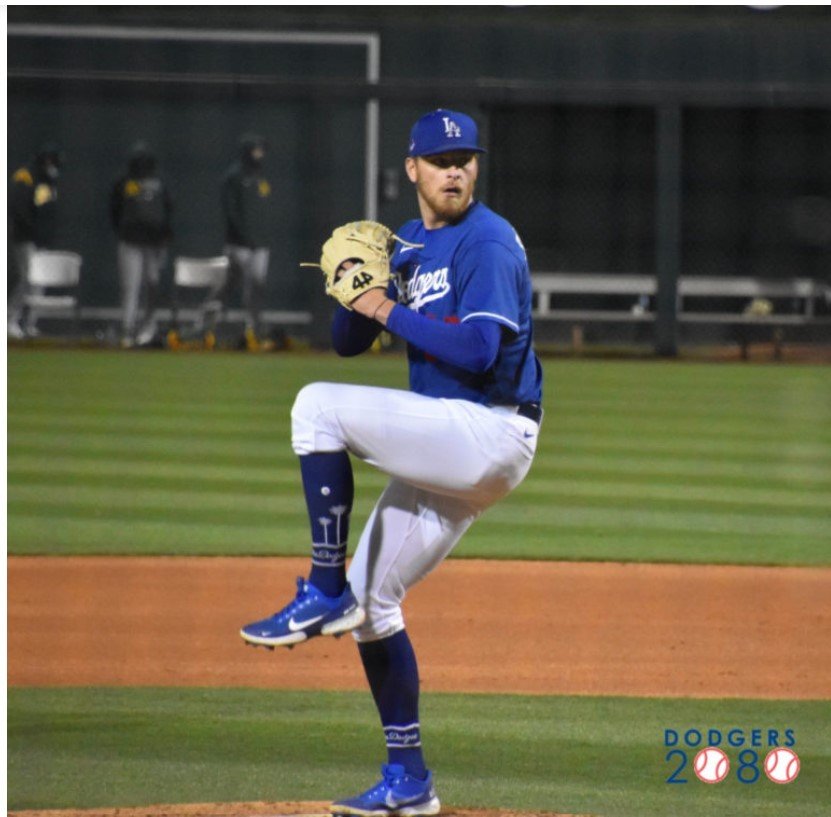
[517,402,543,425]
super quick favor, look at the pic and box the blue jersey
[391,201,543,406]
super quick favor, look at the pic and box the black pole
[655,103,682,357]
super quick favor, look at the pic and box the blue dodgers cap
[408,109,486,157]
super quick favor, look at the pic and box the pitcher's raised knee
[291,382,346,455]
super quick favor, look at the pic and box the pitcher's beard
[419,189,472,225]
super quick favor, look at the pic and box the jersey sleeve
[454,239,523,335]
[331,304,382,356]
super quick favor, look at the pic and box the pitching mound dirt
[9,804,594,817]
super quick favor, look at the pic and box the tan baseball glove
[302,220,420,310]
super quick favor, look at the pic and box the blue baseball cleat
[330,764,440,816]
[240,577,365,648]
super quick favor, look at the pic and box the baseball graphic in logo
[764,748,800,784]
[693,746,730,784]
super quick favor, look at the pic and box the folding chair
[168,256,229,350]
[23,250,82,337]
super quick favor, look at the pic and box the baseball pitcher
[242,109,543,816]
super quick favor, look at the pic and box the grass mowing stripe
[549,415,831,446]
[514,477,829,511]
[485,503,830,538]
[11,460,826,509]
[534,455,831,488]
[9,484,314,514]
[552,471,831,496]
[7,494,376,532]
[8,501,303,530]
[11,476,828,525]
[546,359,827,387]
[10,512,827,563]
[7,350,407,397]
[540,433,827,463]
[10,383,826,426]
[459,526,831,564]
[8,687,830,817]
[11,415,289,439]
[14,412,291,439]
[11,446,831,493]
[12,427,828,470]
[9,456,305,486]
[9,429,291,459]
[6,516,313,554]
[8,436,297,470]
[551,396,829,424]
[13,401,830,444]
[8,455,390,491]
[8,398,296,419]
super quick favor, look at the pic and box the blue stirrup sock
[358,630,428,780]
[300,451,353,598]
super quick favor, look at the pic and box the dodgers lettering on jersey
[391,201,543,406]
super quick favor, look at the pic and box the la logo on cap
[407,109,485,157]
[442,117,462,138]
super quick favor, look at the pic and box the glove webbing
[300,232,423,272]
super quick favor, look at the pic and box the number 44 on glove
[301,220,421,310]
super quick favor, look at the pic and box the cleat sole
[240,628,307,648]
[321,605,366,636]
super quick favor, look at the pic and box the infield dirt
[9,556,831,698]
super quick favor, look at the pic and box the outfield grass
[8,687,830,817]
[7,349,830,564]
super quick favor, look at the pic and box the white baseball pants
[291,382,538,641]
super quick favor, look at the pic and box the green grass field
[7,349,831,564]
[7,349,831,815]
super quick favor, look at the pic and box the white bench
[531,273,826,355]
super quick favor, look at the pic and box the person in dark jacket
[110,141,173,347]
[8,143,63,338]
[221,133,274,350]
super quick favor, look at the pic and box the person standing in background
[221,133,274,351]
[110,141,173,348]
[8,143,63,338]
